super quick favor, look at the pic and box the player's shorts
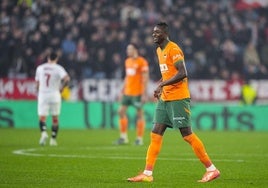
[121,95,143,109]
[153,98,192,129]
[38,92,62,116]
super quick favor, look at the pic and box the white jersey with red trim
[35,62,67,94]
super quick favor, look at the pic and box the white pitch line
[12,148,245,163]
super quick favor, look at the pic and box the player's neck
[160,39,169,49]
[131,54,138,59]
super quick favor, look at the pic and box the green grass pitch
[0,128,268,188]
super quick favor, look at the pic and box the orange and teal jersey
[156,41,190,101]
[124,56,149,96]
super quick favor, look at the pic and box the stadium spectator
[61,33,76,55]
[240,79,257,105]
[110,52,123,79]
[243,42,262,79]
[74,37,90,80]
[260,38,268,69]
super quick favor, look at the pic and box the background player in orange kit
[115,43,149,145]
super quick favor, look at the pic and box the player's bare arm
[153,78,163,99]
[117,78,126,101]
[141,71,149,103]
[159,61,187,87]
[60,75,70,92]
[36,81,40,92]
[154,61,187,99]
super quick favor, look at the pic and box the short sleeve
[169,46,184,65]
[141,57,149,72]
[58,65,68,79]
[35,67,40,81]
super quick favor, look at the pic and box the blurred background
[1,0,268,131]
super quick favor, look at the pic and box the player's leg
[49,101,61,146]
[166,99,220,182]
[135,108,145,145]
[49,115,59,146]
[144,124,166,173]
[38,97,49,145]
[175,99,220,182]
[128,100,169,182]
[116,103,129,144]
[141,100,170,178]
[181,127,220,182]
[127,123,166,182]
[39,116,47,132]
[39,116,48,145]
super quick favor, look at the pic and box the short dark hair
[156,22,169,34]
[49,52,58,61]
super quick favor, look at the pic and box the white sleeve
[35,67,40,81]
[58,66,68,79]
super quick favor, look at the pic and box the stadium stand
[0,0,268,81]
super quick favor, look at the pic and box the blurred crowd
[0,0,268,82]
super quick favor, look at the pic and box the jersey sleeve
[58,66,68,79]
[169,47,184,65]
[141,58,149,72]
[35,67,40,81]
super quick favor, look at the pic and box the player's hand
[154,85,162,99]
[117,92,123,102]
[141,94,147,104]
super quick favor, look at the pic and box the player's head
[152,22,169,45]
[48,52,58,62]
[126,43,138,58]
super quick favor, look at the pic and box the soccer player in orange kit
[127,22,220,183]
[115,43,149,145]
